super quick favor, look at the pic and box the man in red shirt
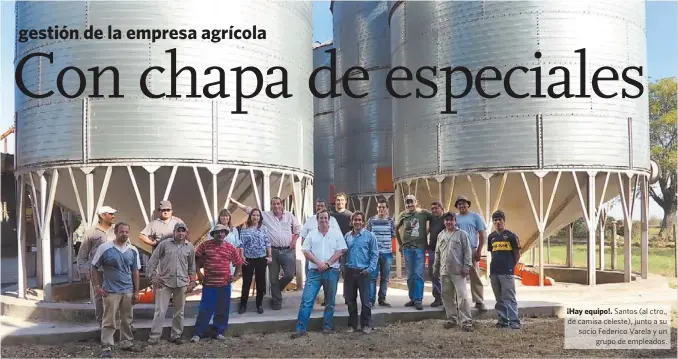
[190,224,244,342]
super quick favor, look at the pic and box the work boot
[443,320,457,329]
[475,302,487,312]
[431,298,443,307]
[414,301,424,310]
[378,299,391,307]
[404,300,415,307]
[291,331,307,339]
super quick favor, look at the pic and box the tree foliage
[648,77,677,238]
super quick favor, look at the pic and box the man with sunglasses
[147,222,197,345]
[139,200,185,251]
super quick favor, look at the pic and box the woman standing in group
[238,208,272,314]
[210,209,241,275]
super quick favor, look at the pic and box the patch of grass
[522,244,677,278]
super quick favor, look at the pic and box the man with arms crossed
[231,196,301,310]
[454,195,487,311]
[343,211,379,333]
[77,205,117,326]
[433,212,473,332]
[427,201,446,307]
[147,222,197,345]
[365,198,396,307]
[291,210,347,338]
[396,194,432,310]
[487,210,521,329]
[91,222,143,358]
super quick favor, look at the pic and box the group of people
[74,191,522,358]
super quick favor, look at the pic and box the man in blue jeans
[396,194,433,311]
[291,210,347,338]
[366,198,396,307]
[487,210,521,329]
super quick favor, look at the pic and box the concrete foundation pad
[2,274,675,346]
[0,300,563,346]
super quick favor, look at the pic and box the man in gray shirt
[76,205,117,326]
[147,222,197,345]
[139,200,185,250]
[230,196,301,310]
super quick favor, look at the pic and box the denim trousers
[490,274,520,326]
[369,253,393,303]
[403,248,425,302]
[193,285,231,338]
[427,249,442,300]
[295,268,340,332]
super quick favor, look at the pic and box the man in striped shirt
[365,198,396,307]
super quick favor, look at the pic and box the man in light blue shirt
[344,211,379,333]
[454,195,488,311]
[291,210,347,338]
[91,222,143,357]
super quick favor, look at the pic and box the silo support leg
[640,175,649,279]
[16,177,26,299]
[522,171,562,287]
[34,169,59,302]
[616,173,636,283]
[567,223,574,267]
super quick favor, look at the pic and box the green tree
[648,78,677,238]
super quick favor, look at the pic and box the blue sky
[1,0,676,220]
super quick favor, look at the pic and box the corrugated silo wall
[313,42,335,203]
[390,0,649,179]
[333,1,393,197]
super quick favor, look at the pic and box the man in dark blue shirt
[487,210,521,329]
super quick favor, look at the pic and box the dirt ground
[2,318,676,358]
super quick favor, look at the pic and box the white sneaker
[190,335,200,343]
[216,334,226,341]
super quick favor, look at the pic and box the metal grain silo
[313,41,335,203]
[14,0,313,298]
[332,1,394,215]
[389,0,656,285]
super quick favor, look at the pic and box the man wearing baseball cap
[395,194,433,310]
[139,200,185,251]
[76,205,117,326]
[433,211,473,332]
[454,195,487,311]
[147,222,197,345]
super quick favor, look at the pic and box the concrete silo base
[2,273,675,346]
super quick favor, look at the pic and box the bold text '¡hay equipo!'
[14,47,645,115]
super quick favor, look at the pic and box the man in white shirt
[300,198,341,306]
[291,210,347,338]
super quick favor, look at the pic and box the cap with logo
[174,222,188,231]
[158,200,173,210]
[405,194,417,202]
[454,195,471,208]
[97,206,118,215]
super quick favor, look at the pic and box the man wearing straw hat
[190,224,244,343]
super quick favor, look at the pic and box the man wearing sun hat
[76,205,117,326]
[454,195,487,312]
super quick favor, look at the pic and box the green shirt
[397,209,433,249]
